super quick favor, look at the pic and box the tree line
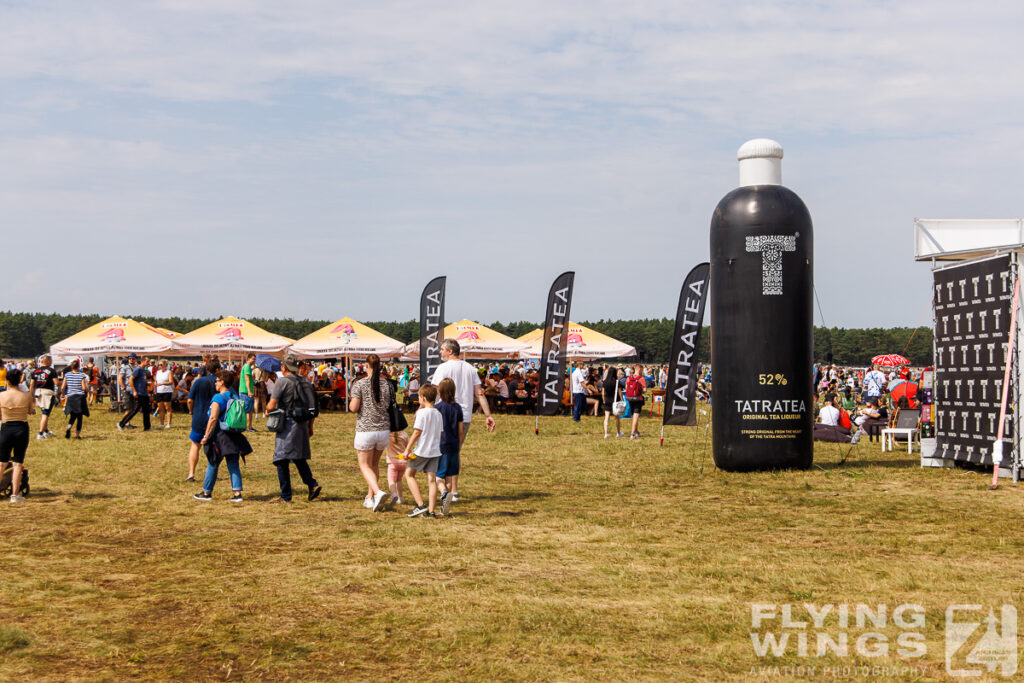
[0,311,932,366]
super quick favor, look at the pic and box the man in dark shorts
[118,356,152,431]
[30,354,58,439]
[185,355,219,482]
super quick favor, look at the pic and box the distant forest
[0,311,933,366]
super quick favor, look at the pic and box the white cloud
[1,1,1022,326]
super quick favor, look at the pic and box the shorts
[35,389,56,415]
[353,429,390,452]
[628,398,644,413]
[437,451,460,478]
[155,392,174,403]
[406,455,439,474]
[189,429,204,444]
[0,421,30,464]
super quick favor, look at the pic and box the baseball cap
[282,354,301,372]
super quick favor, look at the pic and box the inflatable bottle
[710,139,813,471]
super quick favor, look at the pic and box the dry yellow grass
[1,407,1022,681]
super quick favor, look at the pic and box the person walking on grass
[266,355,322,505]
[118,356,152,432]
[348,353,393,512]
[30,354,58,440]
[601,366,623,439]
[193,370,252,503]
[570,360,587,422]
[400,383,443,518]
[1,368,34,503]
[61,360,90,439]
[430,338,495,502]
[435,377,464,516]
[185,355,219,483]
[153,359,174,429]
[239,353,256,432]
[624,364,646,439]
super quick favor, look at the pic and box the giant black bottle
[710,139,813,471]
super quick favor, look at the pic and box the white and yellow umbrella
[49,316,174,357]
[403,319,529,360]
[173,316,293,357]
[515,322,636,360]
[289,317,405,359]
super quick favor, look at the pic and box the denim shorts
[189,429,204,444]
[437,451,460,478]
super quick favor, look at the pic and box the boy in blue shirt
[435,378,464,516]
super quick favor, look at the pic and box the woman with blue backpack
[193,370,252,503]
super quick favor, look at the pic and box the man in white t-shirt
[818,394,840,426]
[430,338,495,439]
[570,361,587,422]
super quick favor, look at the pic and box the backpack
[288,374,319,423]
[0,467,29,497]
[219,394,248,432]
[625,375,644,400]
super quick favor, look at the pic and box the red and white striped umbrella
[871,354,910,367]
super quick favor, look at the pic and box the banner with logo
[419,276,446,382]
[537,271,575,416]
[664,262,710,426]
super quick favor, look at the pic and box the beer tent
[172,316,293,357]
[515,322,636,360]
[402,319,529,360]
[289,317,405,359]
[49,316,174,358]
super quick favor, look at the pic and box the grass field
[2,406,1023,681]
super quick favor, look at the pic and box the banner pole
[660,424,664,447]
[535,414,539,435]
[990,275,1020,490]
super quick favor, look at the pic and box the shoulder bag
[386,382,408,432]
[612,382,627,417]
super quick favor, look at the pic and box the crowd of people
[0,345,704,507]
[812,362,923,445]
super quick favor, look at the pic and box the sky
[2,0,1022,328]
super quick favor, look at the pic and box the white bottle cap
[737,138,783,187]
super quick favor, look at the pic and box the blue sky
[2,1,1022,327]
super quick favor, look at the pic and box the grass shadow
[468,491,551,502]
[818,457,920,471]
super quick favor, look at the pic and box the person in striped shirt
[61,360,90,439]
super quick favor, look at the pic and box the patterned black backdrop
[933,254,1015,465]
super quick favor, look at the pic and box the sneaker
[389,493,400,506]
[308,485,322,502]
[184,476,195,483]
[604,434,609,439]
[65,428,71,439]
[45,430,53,436]
[850,431,862,445]
[269,497,292,504]
[371,489,388,512]
[451,493,460,503]
[229,493,244,503]
[36,433,45,440]
[126,424,137,429]
[629,434,638,440]
[617,431,624,438]
[362,497,373,509]
[193,492,212,501]
[408,503,428,517]
[10,494,25,503]
[164,425,171,430]
[441,491,452,516]
[424,511,437,518]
